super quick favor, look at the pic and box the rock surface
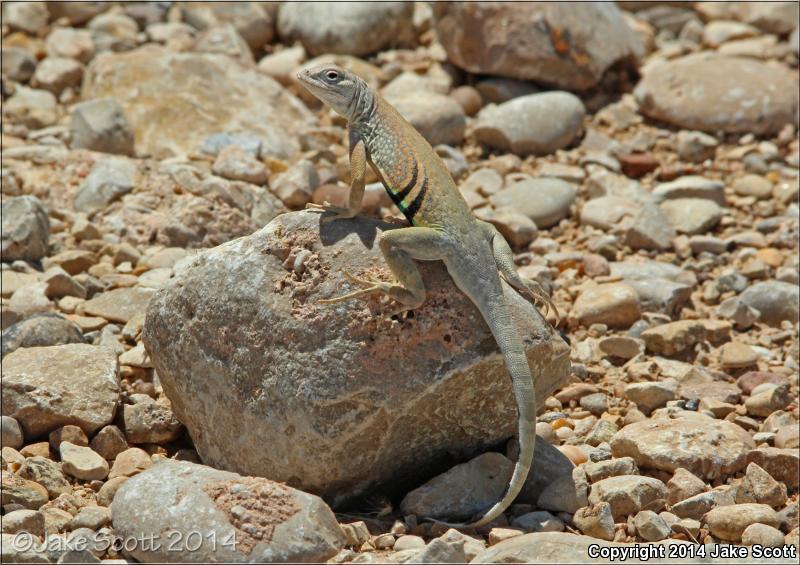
[474,93,585,156]
[278,2,414,57]
[112,460,345,563]
[143,211,570,504]
[1,344,120,438]
[82,45,313,159]
[433,2,643,90]
[1,196,49,262]
[635,54,799,135]
[611,418,756,479]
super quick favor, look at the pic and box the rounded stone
[634,54,799,135]
[490,178,576,228]
[610,419,756,479]
[142,211,570,505]
[475,92,585,156]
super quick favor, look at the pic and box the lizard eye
[325,70,340,81]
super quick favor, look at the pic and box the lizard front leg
[306,131,366,223]
[319,227,450,316]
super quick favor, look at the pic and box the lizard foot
[305,202,356,224]
[522,280,560,326]
[317,271,393,305]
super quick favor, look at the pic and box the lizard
[296,64,558,529]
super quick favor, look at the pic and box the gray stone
[142,211,570,504]
[739,281,799,326]
[74,157,136,213]
[634,53,799,135]
[625,279,692,316]
[0,509,45,537]
[672,489,736,521]
[433,2,642,91]
[48,2,109,25]
[537,467,589,514]
[579,196,640,230]
[2,87,58,129]
[1,344,120,437]
[70,99,135,156]
[195,24,254,64]
[583,457,638,483]
[1,196,49,262]
[278,2,413,56]
[633,510,671,541]
[45,27,95,63]
[3,1,49,34]
[122,402,183,445]
[212,145,268,185]
[516,439,576,505]
[83,45,313,159]
[611,419,756,480]
[653,176,726,205]
[387,92,466,147]
[660,198,723,235]
[625,204,675,251]
[676,131,718,163]
[736,463,788,509]
[1,416,24,450]
[18,456,71,498]
[573,502,615,541]
[705,503,779,542]
[31,57,84,95]
[588,475,667,520]
[568,282,641,328]
[112,460,345,563]
[490,178,576,228]
[270,159,320,208]
[510,511,564,533]
[82,287,155,324]
[1,313,85,359]
[2,47,37,83]
[181,1,274,51]
[400,452,512,522]
[60,442,109,481]
[475,93,585,156]
[624,380,677,414]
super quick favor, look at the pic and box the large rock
[433,2,642,91]
[1,344,120,438]
[143,211,570,504]
[277,2,414,57]
[1,196,49,262]
[112,460,345,563]
[474,93,585,156]
[634,54,799,135]
[611,418,756,480]
[82,45,313,159]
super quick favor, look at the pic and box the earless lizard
[296,65,557,528]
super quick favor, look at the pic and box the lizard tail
[426,293,536,530]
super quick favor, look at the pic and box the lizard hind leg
[318,227,450,317]
[484,222,560,325]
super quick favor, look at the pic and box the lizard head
[295,64,367,121]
